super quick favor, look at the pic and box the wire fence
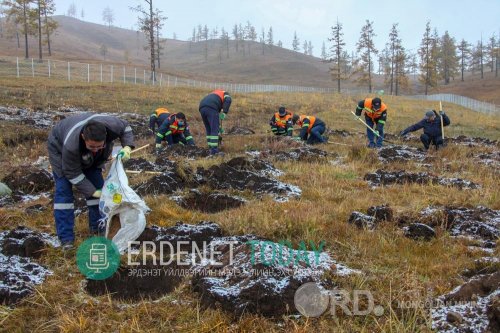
[0,56,498,113]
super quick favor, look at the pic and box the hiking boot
[367,142,376,148]
[61,241,74,251]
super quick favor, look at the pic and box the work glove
[219,127,224,134]
[439,111,445,116]
[219,113,226,120]
[92,189,102,198]
[292,136,302,142]
[118,146,132,161]
[155,143,163,150]
[354,114,360,120]
[376,123,384,133]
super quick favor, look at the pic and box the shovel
[350,111,395,144]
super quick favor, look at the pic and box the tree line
[1,0,58,61]
[327,19,499,95]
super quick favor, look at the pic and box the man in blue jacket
[198,90,231,155]
[400,110,450,150]
[47,114,135,250]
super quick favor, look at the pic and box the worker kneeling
[399,110,450,150]
[270,106,293,136]
[155,112,195,151]
[292,114,327,144]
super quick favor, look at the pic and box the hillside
[0,16,334,87]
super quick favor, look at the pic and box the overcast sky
[55,0,499,57]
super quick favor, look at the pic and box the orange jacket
[362,98,387,121]
[297,115,316,133]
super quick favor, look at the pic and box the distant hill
[0,15,498,103]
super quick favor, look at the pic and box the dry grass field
[0,77,498,332]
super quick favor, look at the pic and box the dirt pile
[377,145,428,163]
[2,166,53,194]
[156,145,210,159]
[432,271,500,333]
[134,162,199,196]
[473,151,500,168]
[173,189,246,213]
[348,212,377,229]
[449,135,498,147]
[123,157,163,172]
[348,205,393,230]
[325,129,353,137]
[196,157,301,201]
[226,126,255,135]
[192,238,358,317]
[403,223,436,241]
[364,169,479,189]
[0,227,57,305]
[85,261,183,301]
[248,147,329,163]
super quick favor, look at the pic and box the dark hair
[176,112,186,120]
[83,120,107,141]
[292,114,300,124]
[279,106,286,116]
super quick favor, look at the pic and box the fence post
[160,73,162,86]
[152,71,155,86]
[31,58,34,77]
[134,68,137,84]
[16,57,19,78]
[167,75,169,87]
[175,77,177,86]
[68,62,70,81]
[100,64,103,82]
[143,70,146,84]
[48,59,51,78]
[111,65,113,83]
[123,67,126,83]
[87,64,90,82]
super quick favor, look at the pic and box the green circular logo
[76,237,121,280]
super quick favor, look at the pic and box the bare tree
[457,39,470,81]
[320,41,327,61]
[307,41,313,56]
[439,31,459,84]
[292,31,299,52]
[153,8,166,69]
[266,26,273,52]
[418,21,439,95]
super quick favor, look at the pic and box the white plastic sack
[100,158,149,253]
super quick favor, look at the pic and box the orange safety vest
[212,90,227,103]
[274,112,292,128]
[297,115,316,133]
[168,114,185,135]
[363,98,387,121]
[155,107,170,117]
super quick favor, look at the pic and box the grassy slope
[0,78,499,332]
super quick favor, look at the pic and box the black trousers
[420,133,443,150]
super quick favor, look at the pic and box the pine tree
[328,20,346,92]
[292,31,299,52]
[266,26,273,52]
[320,41,327,61]
[387,23,402,95]
[2,0,35,59]
[67,2,75,17]
[457,39,470,81]
[307,41,313,56]
[102,6,113,29]
[418,21,439,95]
[439,31,459,84]
[354,20,377,93]
[303,40,308,55]
[486,34,497,72]
[232,24,238,53]
[277,40,282,48]
[203,24,209,61]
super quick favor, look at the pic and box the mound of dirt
[123,157,163,172]
[226,126,255,135]
[2,166,53,194]
[403,223,436,241]
[0,227,58,259]
[192,238,358,317]
[325,129,353,137]
[419,206,500,243]
[173,190,246,213]
[249,147,329,163]
[474,151,500,167]
[134,163,199,196]
[136,221,223,250]
[196,157,301,202]
[377,145,428,163]
[85,261,183,301]
[156,145,210,159]
[432,272,500,333]
[449,135,498,147]
[364,170,479,189]
[0,227,57,305]
[348,212,377,229]
[367,205,394,222]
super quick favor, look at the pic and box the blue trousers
[421,134,443,150]
[365,117,384,147]
[53,168,104,243]
[307,124,326,144]
[199,107,220,149]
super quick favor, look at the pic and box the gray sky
[56,0,499,57]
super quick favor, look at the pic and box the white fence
[408,94,499,114]
[0,56,334,94]
[1,56,498,113]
